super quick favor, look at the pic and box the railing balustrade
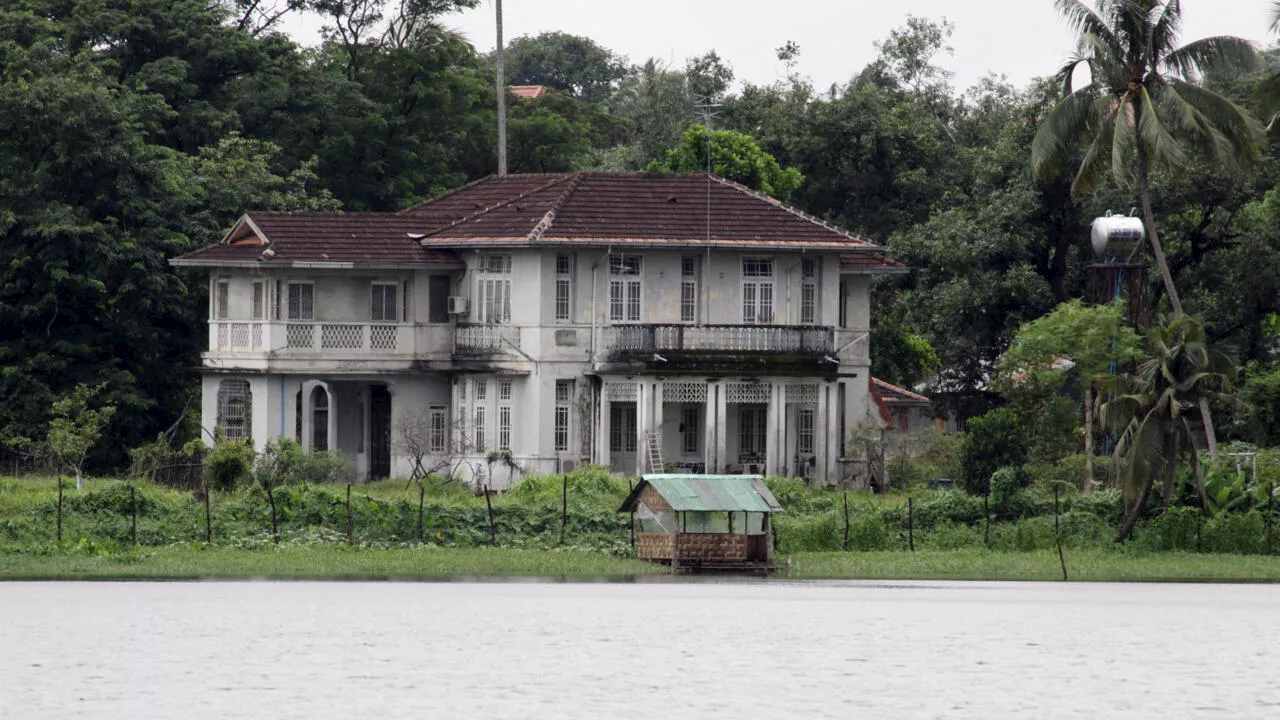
[209,321,408,354]
[604,324,835,355]
[455,325,522,354]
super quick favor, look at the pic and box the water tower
[1089,212,1146,327]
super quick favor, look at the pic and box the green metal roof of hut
[619,475,783,514]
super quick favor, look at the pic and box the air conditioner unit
[559,458,577,474]
[447,296,470,315]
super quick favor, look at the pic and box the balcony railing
[603,324,835,355]
[455,324,522,354]
[209,321,412,354]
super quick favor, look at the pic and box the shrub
[848,512,893,551]
[205,439,255,491]
[925,521,983,549]
[959,408,1027,495]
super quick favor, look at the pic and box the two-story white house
[171,172,907,487]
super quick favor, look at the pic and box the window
[682,406,699,454]
[498,405,512,452]
[797,408,815,454]
[371,282,399,322]
[251,281,264,321]
[498,379,512,401]
[555,254,572,322]
[476,254,511,324]
[216,379,252,441]
[610,404,637,453]
[801,259,818,325]
[680,258,698,323]
[473,406,486,452]
[311,386,329,452]
[275,280,283,320]
[474,379,487,401]
[428,406,447,453]
[288,282,314,321]
[214,280,229,320]
[554,380,573,452]
[608,255,643,323]
[739,406,767,458]
[742,258,774,324]
[428,275,451,323]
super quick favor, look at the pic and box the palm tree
[1030,0,1264,461]
[1259,2,1280,128]
[1100,314,1237,542]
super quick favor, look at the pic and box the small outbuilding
[619,474,783,569]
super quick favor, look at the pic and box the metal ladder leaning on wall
[645,432,664,474]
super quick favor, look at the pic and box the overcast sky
[285,1,1277,93]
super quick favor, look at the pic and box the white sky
[284,0,1277,93]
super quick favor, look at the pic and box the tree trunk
[1083,384,1095,494]
[1161,428,1178,507]
[1137,146,1219,464]
[1116,474,1154,543]
[75,468,83,492]
[1194,454,1209,516]
[494,0,507,176]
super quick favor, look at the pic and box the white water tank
[1091,215,1145,257]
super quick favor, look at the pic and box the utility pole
[495,0,507,176]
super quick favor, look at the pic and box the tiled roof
[841,253,909,274]
[871,377,931,405]
[172,212,461,266]
[509,85,549,99]
[401,172,880,249]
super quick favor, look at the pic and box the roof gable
[619,475,783,513]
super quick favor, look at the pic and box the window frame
[609,403,638,453]
[554,254,573,322]
[251,281,265,321]
[428,406,448,454]
[800,258,818,326]
[287,282,315,321]
[681,406,699,454]
[741,257,775,324]
[608,255,643,324]
[680,257,698,324]
[214,279,230,321]
[554,379,574,453]
[797,407,815,455]
[370,281,399,323]
[475,254,512,325]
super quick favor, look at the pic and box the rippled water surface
[3,580,1280,719]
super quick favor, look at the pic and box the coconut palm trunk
[495,0,507,176]
[1083,384,1095,494]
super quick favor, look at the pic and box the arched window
[216,380,252,441]
[311,386,329,452]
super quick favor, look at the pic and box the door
[369,386,392,479]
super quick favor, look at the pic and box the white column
[713,383,728,473]
[200,375,219,447]
[249,376,271,453]
[765,382,781,476]
[703,384,716,473]
[815,382,830,484]
[599,390,612,472]
[327,383,338,455]
[651,380,664,471]
[634,382,647,476]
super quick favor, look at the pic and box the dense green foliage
[6,2,1280,484]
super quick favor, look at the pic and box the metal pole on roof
[495,0,507,176]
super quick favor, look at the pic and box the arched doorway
[311,386,329,452]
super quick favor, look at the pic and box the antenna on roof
[695,97,721,244]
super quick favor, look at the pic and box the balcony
[603,324,835,355]
[210,321,417,355]
[454,324,522,355]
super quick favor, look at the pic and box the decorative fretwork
[662,382,706,404]
[370,325,397,350]
[606,324,834,354]
[726,382,771,404]
[286,324,314,349]
[216,323,229,350]
[322,324,363,350]
[251,324,263,350]
[785,384,819,405]
[604,381,637,401]
[230,323,251,350]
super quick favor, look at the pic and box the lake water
[2,580,1279,719]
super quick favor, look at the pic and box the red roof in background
[173,212,460,266]
[509,85,549,99]
[841,253,909,274]
[871,377,931,405]
[401,173,881,249]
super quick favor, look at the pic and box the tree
[47,384,117,491]
[685,50,734,104]
[998,300,1142,492]
[605,58,695,169]
[1030,0,1265,463]
[1101,313,1237,542]
[958,407,1028,496]
[648,125,803,201]
[501,31,630,103]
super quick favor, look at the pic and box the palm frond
[1136,85,1187,173]
[1167,79,1266,163]
[1055,0,1120,53]
[1072,96,1120,194]
[1256,71,1280,114]
[1031,85,1106,180]
[1161,36,1261,79]
[1152,82,1231,164]
[1271,1,1280,33]
[1150,0,1183,64]
[1110,91,1138,186]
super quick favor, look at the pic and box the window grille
[682,406,699,454]
[610,404,637,453]
[498,405,512,452]
[371,282,398,322]
[662,383,706,403]
[499,379,512,401]
[742,258,775,324]
[474,379,487,400]
[608,255,642,323]
[555,255,572,321]
[604,381,636,401]
[215,280,230,320]
[476,255,512,324]
[801,258,818,325]
[785,384,819,405]
[797,408,815,454]
[726,383,771,404]
[251,282,264,321]
[216,380,252,441]
[311,386,329,451]
[554,379,574,452]
[288,283,314,320]
[428,406,447,453]
[555,379,573,403]
[739,406,766,457]
[680,257,698,323]
[473,406,486,452]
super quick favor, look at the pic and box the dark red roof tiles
[175,212,460,265]
[871,377,931,405]
[841,253,909,272]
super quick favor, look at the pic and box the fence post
[561,474,568,538]
[908,497,915,552]
[842,490,850,551]
[1054,485,1067,581]
[345,483,354,546]
[130,485,138,546]
[267,486,279,544]
[983,492,990,549]
[204,478,212,544]
[485,484,496,546]
[56,476,63,543]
